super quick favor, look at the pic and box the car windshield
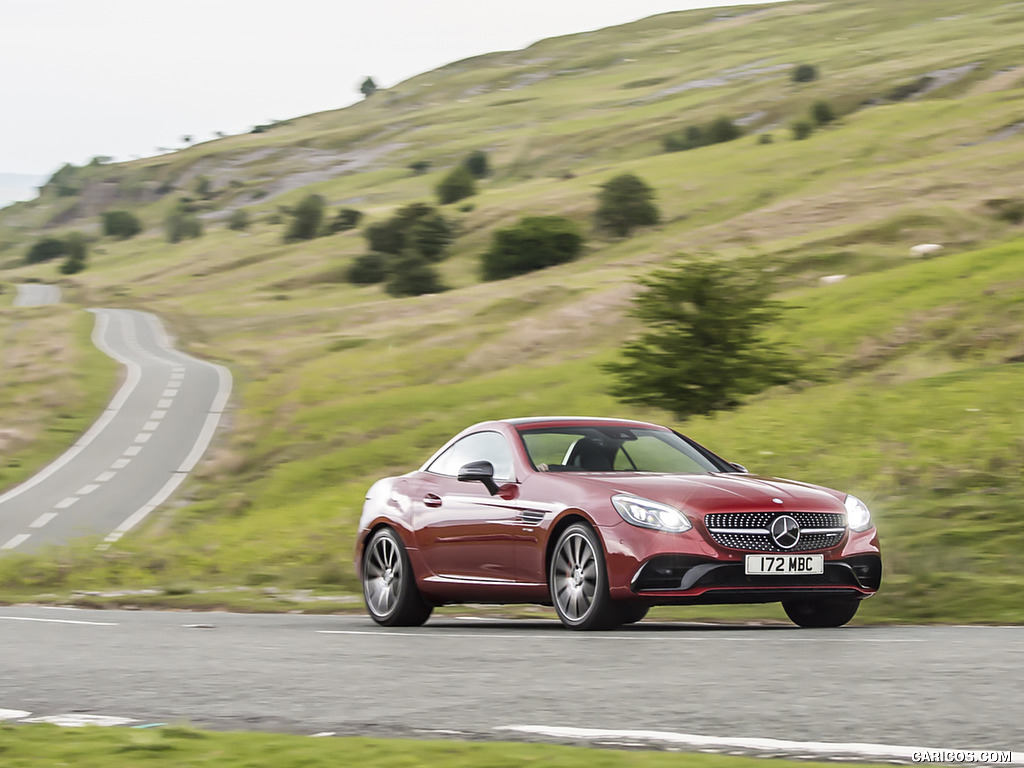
[517,426,722,474]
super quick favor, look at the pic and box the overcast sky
[1,0,776,181]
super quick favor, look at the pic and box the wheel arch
[544,509,603,584]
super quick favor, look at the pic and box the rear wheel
[783,597,859,628]
[549,523,620,631]
[362,528,433,627]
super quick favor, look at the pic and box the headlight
[844,494,873,532]
[612,494,691,533]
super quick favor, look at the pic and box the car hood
[558,472,846,516]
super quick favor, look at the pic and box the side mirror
[458,460,500,496]
[730,462,749,474]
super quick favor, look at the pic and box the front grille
[704,511,846,552]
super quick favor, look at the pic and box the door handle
[423,493,442,508]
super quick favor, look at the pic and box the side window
[427,431,515,481]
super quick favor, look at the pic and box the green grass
[1,0,1023,622]
[0,726,890,768]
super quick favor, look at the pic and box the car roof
[503,416,668,430]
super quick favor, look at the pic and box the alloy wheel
[553,531,598,621]
[364,533,402,619]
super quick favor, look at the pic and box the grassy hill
[1,0,1023,622]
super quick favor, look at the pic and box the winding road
[0,608,1020,761]
[0,287,231,553]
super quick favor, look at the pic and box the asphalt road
[0,607,1020,760]
[0,306,231,553]
[12,283,61,307]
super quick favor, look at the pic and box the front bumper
[601,520,882,604]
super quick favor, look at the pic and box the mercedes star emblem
[770,515,801,549]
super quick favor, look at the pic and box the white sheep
[909,243,943,257]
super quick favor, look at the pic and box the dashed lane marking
[55,497,79,509]
[0,615,118,626]
[29,513,58,529]
[95,471,116,482]
[143,421,160,431]
[151,410,167,419]
[158,399,173,409]
[112,458,131,469]
[77,484,100,495]
[134,433,152,444]
[171,372,185,380]
[161,389,177,398]
[124,446,142,457]
[1,534,31,550]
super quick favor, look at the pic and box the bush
[605,261,801,420]
[25,237,66,264]
[663,125,705,152]
[347,253,389,285]
[706,116,742,144]
[408,160,432,175]
[102,210,142,239]
[595,173,660,237]
[284,194,325,241]
[463,150,490,179]
[436,166,477,205]
[758,133,774,145]
[482,216,583,281]
[366,220,405,255]
[384,253,446,297]
[228,209,250,231]
[792,64,818,83]
[364,204,452,260]
[791,120,814,140]
[60,232,88,274]
[985,198,1024,225]
[327,208,363,233]
[811,100,836,126]
[165,207,203,243]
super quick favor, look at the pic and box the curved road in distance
[0,306,231,553]
[0,609,1020,762]
[12,283,62,307]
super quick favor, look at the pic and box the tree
[409,212,453,261]
[364,203,452,259]
[101,210,142,239]
[605,261,801,420]
[791,119,814,140]
[385,253,446,297]
[463,150,490,179]
[595,173,660,237]
[25,237,66,264]
[792,64,818,83]
[326,207,363,233]
[811,100,836,126]
[228,209,250,231]
[165,203,203,243]
[360,77,378,98]
[347,253,389,285]
[60,232,88,274]
[284,194,325,241]
[408,160,432,175]
[706,116,742,144]
[436,166,477,205]
[482,216,584,280]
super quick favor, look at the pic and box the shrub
[791,119,814,140]
[706,116,742,144]
[366,220,405,255]
[663,125,705,152]
[165,207,203,243]
[360,76,378,98]
[384,253,447,297]
[193,175,213,199]
[410,213,454,261]
[25,237,66,264]
[482,216,583,281]
[436,166,477,205]
[985,198,1024,224]
[463,150,490,179]
[595,173,660,237]
[811,100,836,126]
[60,232,88,274]
[228,209,250,231]
[605,261,801,420]
[347,253,389,285]
[102,210,142,239]
[364,204,452,260]
[758,133,774,144]
[284,194,325,241]
[327,208,363,233]
[408,160,432,175]
[792,64,818,83]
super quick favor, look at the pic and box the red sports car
[356,417,881,630]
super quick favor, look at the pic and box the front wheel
[549,523,620,630]
[783,597,860,628]
[362,528,433,627]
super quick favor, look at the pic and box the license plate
[744,554,824,575]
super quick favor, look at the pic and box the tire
[616,603,650,625]
[549,523,620,630]
[362,528,433,627]
[783,597,860,628]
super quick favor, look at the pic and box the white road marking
[161,389,177,398]
[0,310,142,507]
[77,484,100,495]
[495,726,1024,764]
[0,615,117,626]
[151,410,167,419]
[316,629,923,643]
[1,534,31,550]
[55,497,79,509]
[311,732,336,737]
[95,471,116,482]
[124,446,142,457]
[171,372,185,380]
[29,513,58,529]
[101,472,189,547]
[158,399,174,409]
[0,708,31,720]
[172,366,185,373]
[134,433,152,444]
[143,421,160,431]
[22,714,136,727]
[112,459,131,469]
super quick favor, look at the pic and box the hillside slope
[1,0,1023,621]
